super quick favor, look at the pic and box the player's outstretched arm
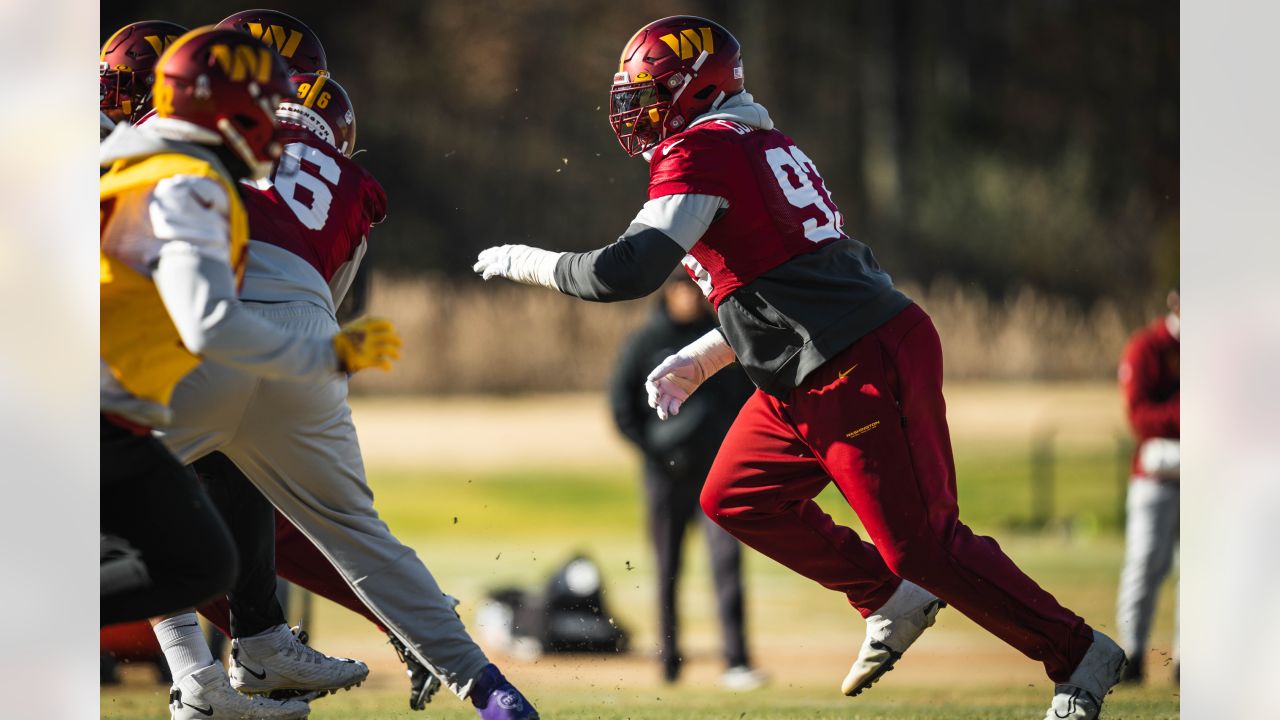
[644,328,736,420]
[474,193,725,303]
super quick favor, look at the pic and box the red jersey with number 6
[648,119,911,397]
[239,129,386,307]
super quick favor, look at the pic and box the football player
[100,11,450,713]
[149,62,539,719]
[474,15,1125,720]
[101,26,401,720]
[100,20,188,137]
[1115,289,1180,683]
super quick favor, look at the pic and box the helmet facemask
[100,64,140,123]
[217,83,286,180]
[609,74,671,156]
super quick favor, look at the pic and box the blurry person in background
[608,277,764,690]
[1115,288,1180,684]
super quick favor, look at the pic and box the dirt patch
[350,383,1123,471]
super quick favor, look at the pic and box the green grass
[102,435,1178,719]
[102,681,1180,719]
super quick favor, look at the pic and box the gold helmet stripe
[302,72,328,108]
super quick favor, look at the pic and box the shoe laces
[282,626,329,665]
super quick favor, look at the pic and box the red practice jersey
[647,119,908,396]
[240,130,387,293]
[1118,316,1179,474]
[649,119,846,308]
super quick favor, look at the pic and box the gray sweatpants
[1116,476,1180,663]
[157,300,489,699]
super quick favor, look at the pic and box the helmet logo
[658,28,714,59]
[210,44,274,84]
[143,34,181,57]
[244,23,304,58]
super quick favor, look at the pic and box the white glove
[1139,438,1179,480]
[473,244,564,289]
[645,329,736,420]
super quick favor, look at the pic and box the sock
[236,623,290,657]
[470,664,501,708]
[153,613,216,683]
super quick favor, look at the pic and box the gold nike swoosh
[838,363,858,379]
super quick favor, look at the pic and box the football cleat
[169,662,309,720]
[229,624,368,698]
[470,664,540,720]
[1042,631,1127,720]
[842,580,945,697]
[388,632,442,711]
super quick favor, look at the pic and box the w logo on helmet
[244,23,304,58]
[209,44,274,83]
[659,28,715,59]
[142,34,181,57]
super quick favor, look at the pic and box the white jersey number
[765,145,843,243]
[274,142,342,230]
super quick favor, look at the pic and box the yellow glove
[333,316,403,373]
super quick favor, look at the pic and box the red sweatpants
[701,303,1094,682]
[199,511,383,637]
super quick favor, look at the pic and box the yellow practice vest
[100,152,248,407]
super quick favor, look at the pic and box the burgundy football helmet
[100,20,189,124]
[609,16,744,156]
[151,27,294,179]
[216,9,327,75]
[277,72,358,156]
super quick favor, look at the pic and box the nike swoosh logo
[662,138,685,156]
[240,663,267,680]
[182,701,214,716]
[175,623,200,629]
[838,363,858,379]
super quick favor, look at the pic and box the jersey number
[274,142,341,230]
[764,145,843,243]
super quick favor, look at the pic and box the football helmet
[277,72,358,156]
[216,9,327,75]
[609,16,744,156]
[151,27,293,179]
[100,20,189,124]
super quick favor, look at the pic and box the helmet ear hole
[693,84,717,101]
[233,113,259,129]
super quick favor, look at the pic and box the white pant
[158,301,489,699]
[1116,476,1179,662]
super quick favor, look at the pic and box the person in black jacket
[609,277,764,689]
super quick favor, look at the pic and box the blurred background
[100,2,1179,718]
[103,0,1177,394]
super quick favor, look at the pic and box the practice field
[101,384,1179,719]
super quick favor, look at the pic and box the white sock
[236,623,290,656]
[153,613,216,683]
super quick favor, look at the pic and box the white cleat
[170,662,310,719]
[842,580,945,697]
[229,624,369,699]
[720,665,769,692]
[1043,631,1127,720]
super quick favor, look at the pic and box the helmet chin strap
[217,117,274,180]
[663,50,713,137]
